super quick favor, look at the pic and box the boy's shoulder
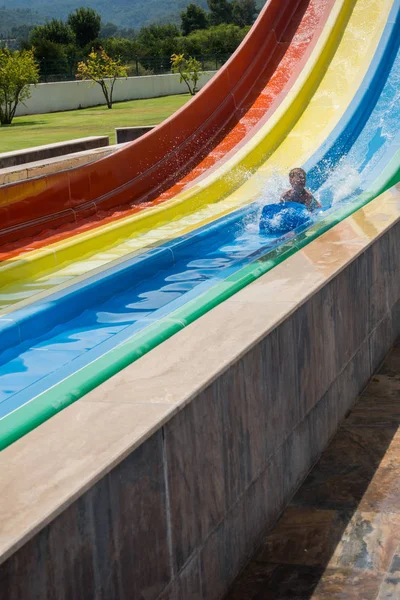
[280,189,293,201]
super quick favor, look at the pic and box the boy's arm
[308,191,321,210]
[280,190,291,203]
[313,196,322,209]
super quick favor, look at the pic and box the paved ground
[225,341,400,599]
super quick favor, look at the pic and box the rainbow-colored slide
[0,0,399,449]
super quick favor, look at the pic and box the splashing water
[318,162,362,207]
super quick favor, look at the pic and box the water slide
[0,0,399,449]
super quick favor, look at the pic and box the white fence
[16,71,216,116]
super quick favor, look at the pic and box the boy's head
[289,167,306,191]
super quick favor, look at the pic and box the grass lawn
[0,94,191,153]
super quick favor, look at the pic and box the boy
[280,167,321,212]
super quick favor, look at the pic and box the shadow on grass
[1,121,47,128]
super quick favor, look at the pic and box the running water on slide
[0,0,399,449]
[0,0,335,306]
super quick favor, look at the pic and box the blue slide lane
[0,4,399,422]
[305,0,400,189]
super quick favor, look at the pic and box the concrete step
[0,136,109,169]
[0,144,118,186]
[115,126,155,143]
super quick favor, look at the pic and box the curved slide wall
[0,0,332,246]
[0,0,336,286]
[0,0,332,259]
[0,0,385,304]
[0,0,360,297]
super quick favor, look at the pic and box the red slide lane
[0,0,332,254]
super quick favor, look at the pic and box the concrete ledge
[116,126,156,144]
[0,187,400,599]
[0,136,109,169]
[0,145,118,186]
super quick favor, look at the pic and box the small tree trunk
[181,73,194,95]
[192,74,199,95]
[9,98,19,123]
[100,81,112,109]
[0,91,13,124]
[2,101,12,125]
[108,78,117,109]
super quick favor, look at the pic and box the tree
[0,47,39,125]
[76,47,128,109]
[117,28,137,41]
[136,23,180,52]
[100,22,119,39]
[30,19,74,47]
[68,7,101,48]
[180,4,209,36]
[178,23,249,56]
[32,40,70,81]
[103,36,138,63]
[207,0,233,26]
[231,0,258,26]
[136,24,180,72]
[171,53,202,95]
[10,24,34,46]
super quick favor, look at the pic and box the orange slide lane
[0,0,333,259]
[154,0,333,198]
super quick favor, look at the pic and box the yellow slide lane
[0,0,392,316]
